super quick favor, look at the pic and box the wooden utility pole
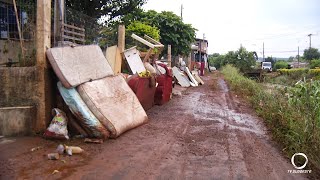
[298,46,300,68]
[263,42,265,61]
[36,0,52,132]
[168,45,172,67]
[308,34,313,49]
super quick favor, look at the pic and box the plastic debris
[30,146,42,152]
[48,153,60,160]
[43,108,69,140]
[52,170,60,175]
[56,144,65,155]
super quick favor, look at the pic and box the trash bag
[43,108,69,140]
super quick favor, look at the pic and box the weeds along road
[0,73,307,180]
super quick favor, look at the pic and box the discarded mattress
[57,82,110,139]
[77,75,148,138]
[172,67,190,87]
[123,47,146,74]
[46,45,114,88]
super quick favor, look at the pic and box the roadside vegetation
[221,65,320,177]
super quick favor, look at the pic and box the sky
[143,0,320,58]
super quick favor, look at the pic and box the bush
[310,59,320,69]
[274,61,288,70]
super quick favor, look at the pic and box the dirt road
[0,73,307,180]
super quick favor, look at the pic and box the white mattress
[46,45,114,88]
[77,75,148,137]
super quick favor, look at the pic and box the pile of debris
[43,34,174,142]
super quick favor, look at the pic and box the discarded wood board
[124,47,146,74]
[192,71,205,85]
[106,45,122,74]
[185,67,198,86]
[172,67,190,87]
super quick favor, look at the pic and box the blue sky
[143,0,320,58]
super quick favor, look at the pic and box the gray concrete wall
[0,67,39,136]
[0,106,35,136]
[0,40,35,65]
[0,67,38,107]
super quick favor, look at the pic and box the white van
[262,62,272,72]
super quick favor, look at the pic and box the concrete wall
[0,40,35,65]
[0,67,38,107]
[0,67,39,136]
[0,106,35,136]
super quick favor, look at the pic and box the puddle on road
[184,78,266,136]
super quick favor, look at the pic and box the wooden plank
[63,29,85,37]
[62,23,85,32]
[62,35,85,42]
[144,35,163,46]
[192,71,205,85]
[185,67,198,86]
[131,33,155,49]
[118,25,125,53]
[172,67,190,87]
[124,47,146,74]
[105,45,123,74]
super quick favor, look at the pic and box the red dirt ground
[0,73,308,180]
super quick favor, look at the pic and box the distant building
[190,38,208,75]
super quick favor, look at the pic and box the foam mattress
[57,82,110,139]
[77,75,148,137]
[46,45,114,88]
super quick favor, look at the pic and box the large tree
[65,0,147,21]
[303,48,320,61]
[120,10,197,57]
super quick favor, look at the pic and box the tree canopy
[303,48,320,61]
[208,47,256,72]
[119,10,196,57]
[65,0,147,21]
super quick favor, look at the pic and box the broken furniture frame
[131,34,164,63]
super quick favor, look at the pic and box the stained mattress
[77,75,148,137]
[57,82,110,139]
[46,45,114,88]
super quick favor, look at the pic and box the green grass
[221,64,320,178]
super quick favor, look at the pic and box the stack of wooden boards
[172,66,205,87]
[46,45,148,139]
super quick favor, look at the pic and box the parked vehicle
[262,62,272,72]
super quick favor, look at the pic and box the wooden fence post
[35,0,52,132]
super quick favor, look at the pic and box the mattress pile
[46,45,148,139]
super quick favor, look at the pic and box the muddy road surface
[0,73,307,180]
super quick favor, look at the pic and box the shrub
[221,65,320,176]
[310,59,320,69]
[274,61,289,70]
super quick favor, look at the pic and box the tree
[265,56,275,68]
[208,47,256,72]
[121,10,197,57]
[65,0,147,21]
[126,21,160,50]
[303,48,320,61]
